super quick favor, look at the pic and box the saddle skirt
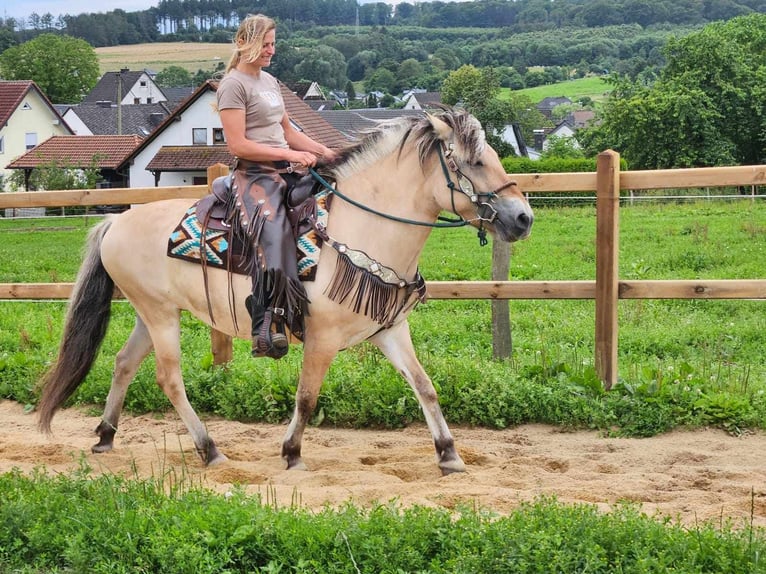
[167,183,329,282]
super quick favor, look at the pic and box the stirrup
[252,307,288,359]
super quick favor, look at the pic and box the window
[213,128,225,144]
[0,136,4,154]
[25,132,37,150]
[140,80,147,87]
[192,128,207,145]
[133,98,140,104]
[146,97,152,104]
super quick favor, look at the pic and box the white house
[84,68,167,106]
[0,80,73,191]
[126,80,347,189]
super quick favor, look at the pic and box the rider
[217,14,337,359]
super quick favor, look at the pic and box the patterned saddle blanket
[167,186,330,282]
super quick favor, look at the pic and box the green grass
[502,75,613,103]
[1,468,764,574]
[2,204,766,572]
[1,201,765,436]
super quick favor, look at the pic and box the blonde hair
[225,14,276,73]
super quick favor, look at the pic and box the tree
[155,65,193,88]
[441,65,543,157]
[293,45,348,90]
[0,34,99,103]
[581,14,766,168]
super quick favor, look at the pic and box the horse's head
[420,108,534,242]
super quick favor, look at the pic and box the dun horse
[37,108,533,475]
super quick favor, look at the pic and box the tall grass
[1,466,764,573]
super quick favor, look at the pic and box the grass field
[507,75,613,103]
[95,42,231,74]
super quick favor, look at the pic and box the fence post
[595,150,620,389]
[491,238,512,359]
[207,163,234,366]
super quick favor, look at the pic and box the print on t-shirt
[262,91,281,108]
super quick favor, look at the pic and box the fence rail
[2,157,765,388]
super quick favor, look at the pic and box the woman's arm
[220,109,332,166]
[282,113,338,162]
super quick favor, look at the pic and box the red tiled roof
[7,135,143,169]
[0,81,33,127]
[0,80,71,134]
[145,145,233,171]
[279,83,348,150]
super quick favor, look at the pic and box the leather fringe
[325,250,409,327]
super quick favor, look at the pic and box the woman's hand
[288,150,318,168]
[321,147,339,163]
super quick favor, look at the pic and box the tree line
[2,0,766,48]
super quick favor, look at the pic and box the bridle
[308,141,517,246]
[437,142,518,245]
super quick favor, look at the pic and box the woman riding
[217,14,337,359]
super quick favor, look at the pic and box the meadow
[508,75,613,103]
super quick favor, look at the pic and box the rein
[308,143,508,246]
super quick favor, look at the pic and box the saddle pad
[167,189,329,281]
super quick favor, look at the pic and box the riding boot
[246,295,288,359]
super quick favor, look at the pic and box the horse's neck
[328,159,439,276]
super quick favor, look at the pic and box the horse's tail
[38,217,116,433]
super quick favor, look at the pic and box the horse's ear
[427,113,453,142]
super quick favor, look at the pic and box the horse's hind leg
[371,321,466,475]
[93,315,153,453]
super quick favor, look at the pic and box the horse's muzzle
[494,200,534,242]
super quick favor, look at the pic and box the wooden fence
[1,154,765,388]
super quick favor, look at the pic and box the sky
[1,1,158,22]
[1,0,463,23]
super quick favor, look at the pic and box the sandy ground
[1,399,765,528]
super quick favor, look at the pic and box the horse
[37,107,534,476]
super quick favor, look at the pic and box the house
[536,96,572,120]
[83,68,167,106]
[126,80,347,188]
[59,102,172,137]
[318,109,425,141]
[402,91,441,111]
[6,135,144,191]
[0,80,73,191]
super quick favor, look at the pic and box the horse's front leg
[282,337,338,470]
[371,320,466,475]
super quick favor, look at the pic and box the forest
[2,0,766,47]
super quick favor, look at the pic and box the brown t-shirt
[216,69,288,148]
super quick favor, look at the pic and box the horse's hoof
[91,442,113,454]
[207,453,229,466]
[285,458,308,471]
[439,458,466,476]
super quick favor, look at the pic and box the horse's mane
[328,106,486,180]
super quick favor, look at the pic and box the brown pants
[231,159,308,340]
